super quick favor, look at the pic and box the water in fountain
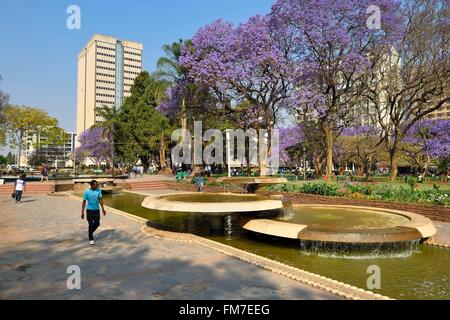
[225,214,233,240]
[279,198,294,219]
[299,239,422,257]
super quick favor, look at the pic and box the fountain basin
[243,205,437,243]
[217,177,289,193]
[141,192,284,214]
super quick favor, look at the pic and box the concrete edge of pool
[66,193,391,300]
[242,204,437,243]
[66,192,450,300]
[141,192,285,213]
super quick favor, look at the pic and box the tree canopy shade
[1,105,62,165]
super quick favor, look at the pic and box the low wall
[55,184,74,192]
[166,183,450,222]
[167,183,244,194]
[115,182,131,190]
[257,191,450,223]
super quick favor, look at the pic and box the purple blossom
[404,120,450,159]
[76,127,113,164]
[279,126,304,162]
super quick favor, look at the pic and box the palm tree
[155,40,191,82]
[94,105,120,176]
[155,40,193,131]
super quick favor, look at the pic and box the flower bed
[267,182,450,206]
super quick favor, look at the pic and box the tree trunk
[364,162,371,180]
[159,133,166,169]
[181,98,187,131]
[111,135,115,177]
[389,148,399,182]
[324,127,334,179]
[422,153,430,178]
[17,129,23,166]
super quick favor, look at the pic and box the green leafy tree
[27,152,48,167]
[94,105,120,175]
[117,72,172,171]
[6,151,15,164]
[0,75,10,145]
[1,105,60,165]
[0,155,7,165]
[155,40,189,83]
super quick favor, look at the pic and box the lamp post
[226,130,231,178]
[303,146,307,181]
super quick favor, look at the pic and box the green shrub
[267,181,450,206]
[344,182,375,195]
[298,182,340,196]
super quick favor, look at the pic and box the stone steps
[128,181,170,191]
[0,183,54,195]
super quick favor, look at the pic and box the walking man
[40,163,49,182]
[14,174,26,203]
[81,180,106,245]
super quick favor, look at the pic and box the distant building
[425,102,450,120]
[20,131,76,166]
[76,34,143,142]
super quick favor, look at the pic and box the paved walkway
[0,194,336,300]
[433,221,450,243]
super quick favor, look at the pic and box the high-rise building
[76,34,143,139]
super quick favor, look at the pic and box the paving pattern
[0,194,338,300]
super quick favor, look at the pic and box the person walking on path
[14,174,26,203]
[81,180,106,245]
[133,164,138,179]
[196,173,204,192]
[40,163,49,182]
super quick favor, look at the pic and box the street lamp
[226,130,231,178]
[303,146,307,181]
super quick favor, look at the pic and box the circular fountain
[217,176,288,193]
[141,177,437,252]
[141,192,284,213]
[243,204,436,244]
[142,192,285,238]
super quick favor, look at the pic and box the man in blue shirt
[81,180,106,245]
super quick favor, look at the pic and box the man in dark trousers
[81,180,106,245]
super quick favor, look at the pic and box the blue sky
[0,0,274,135]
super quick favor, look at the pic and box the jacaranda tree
[180,15,293,175]
[270,0,403,178]
[76,127,114,167]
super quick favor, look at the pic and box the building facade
[76,34,143,140]
[20,131,77,166]
[426,102,450,120]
